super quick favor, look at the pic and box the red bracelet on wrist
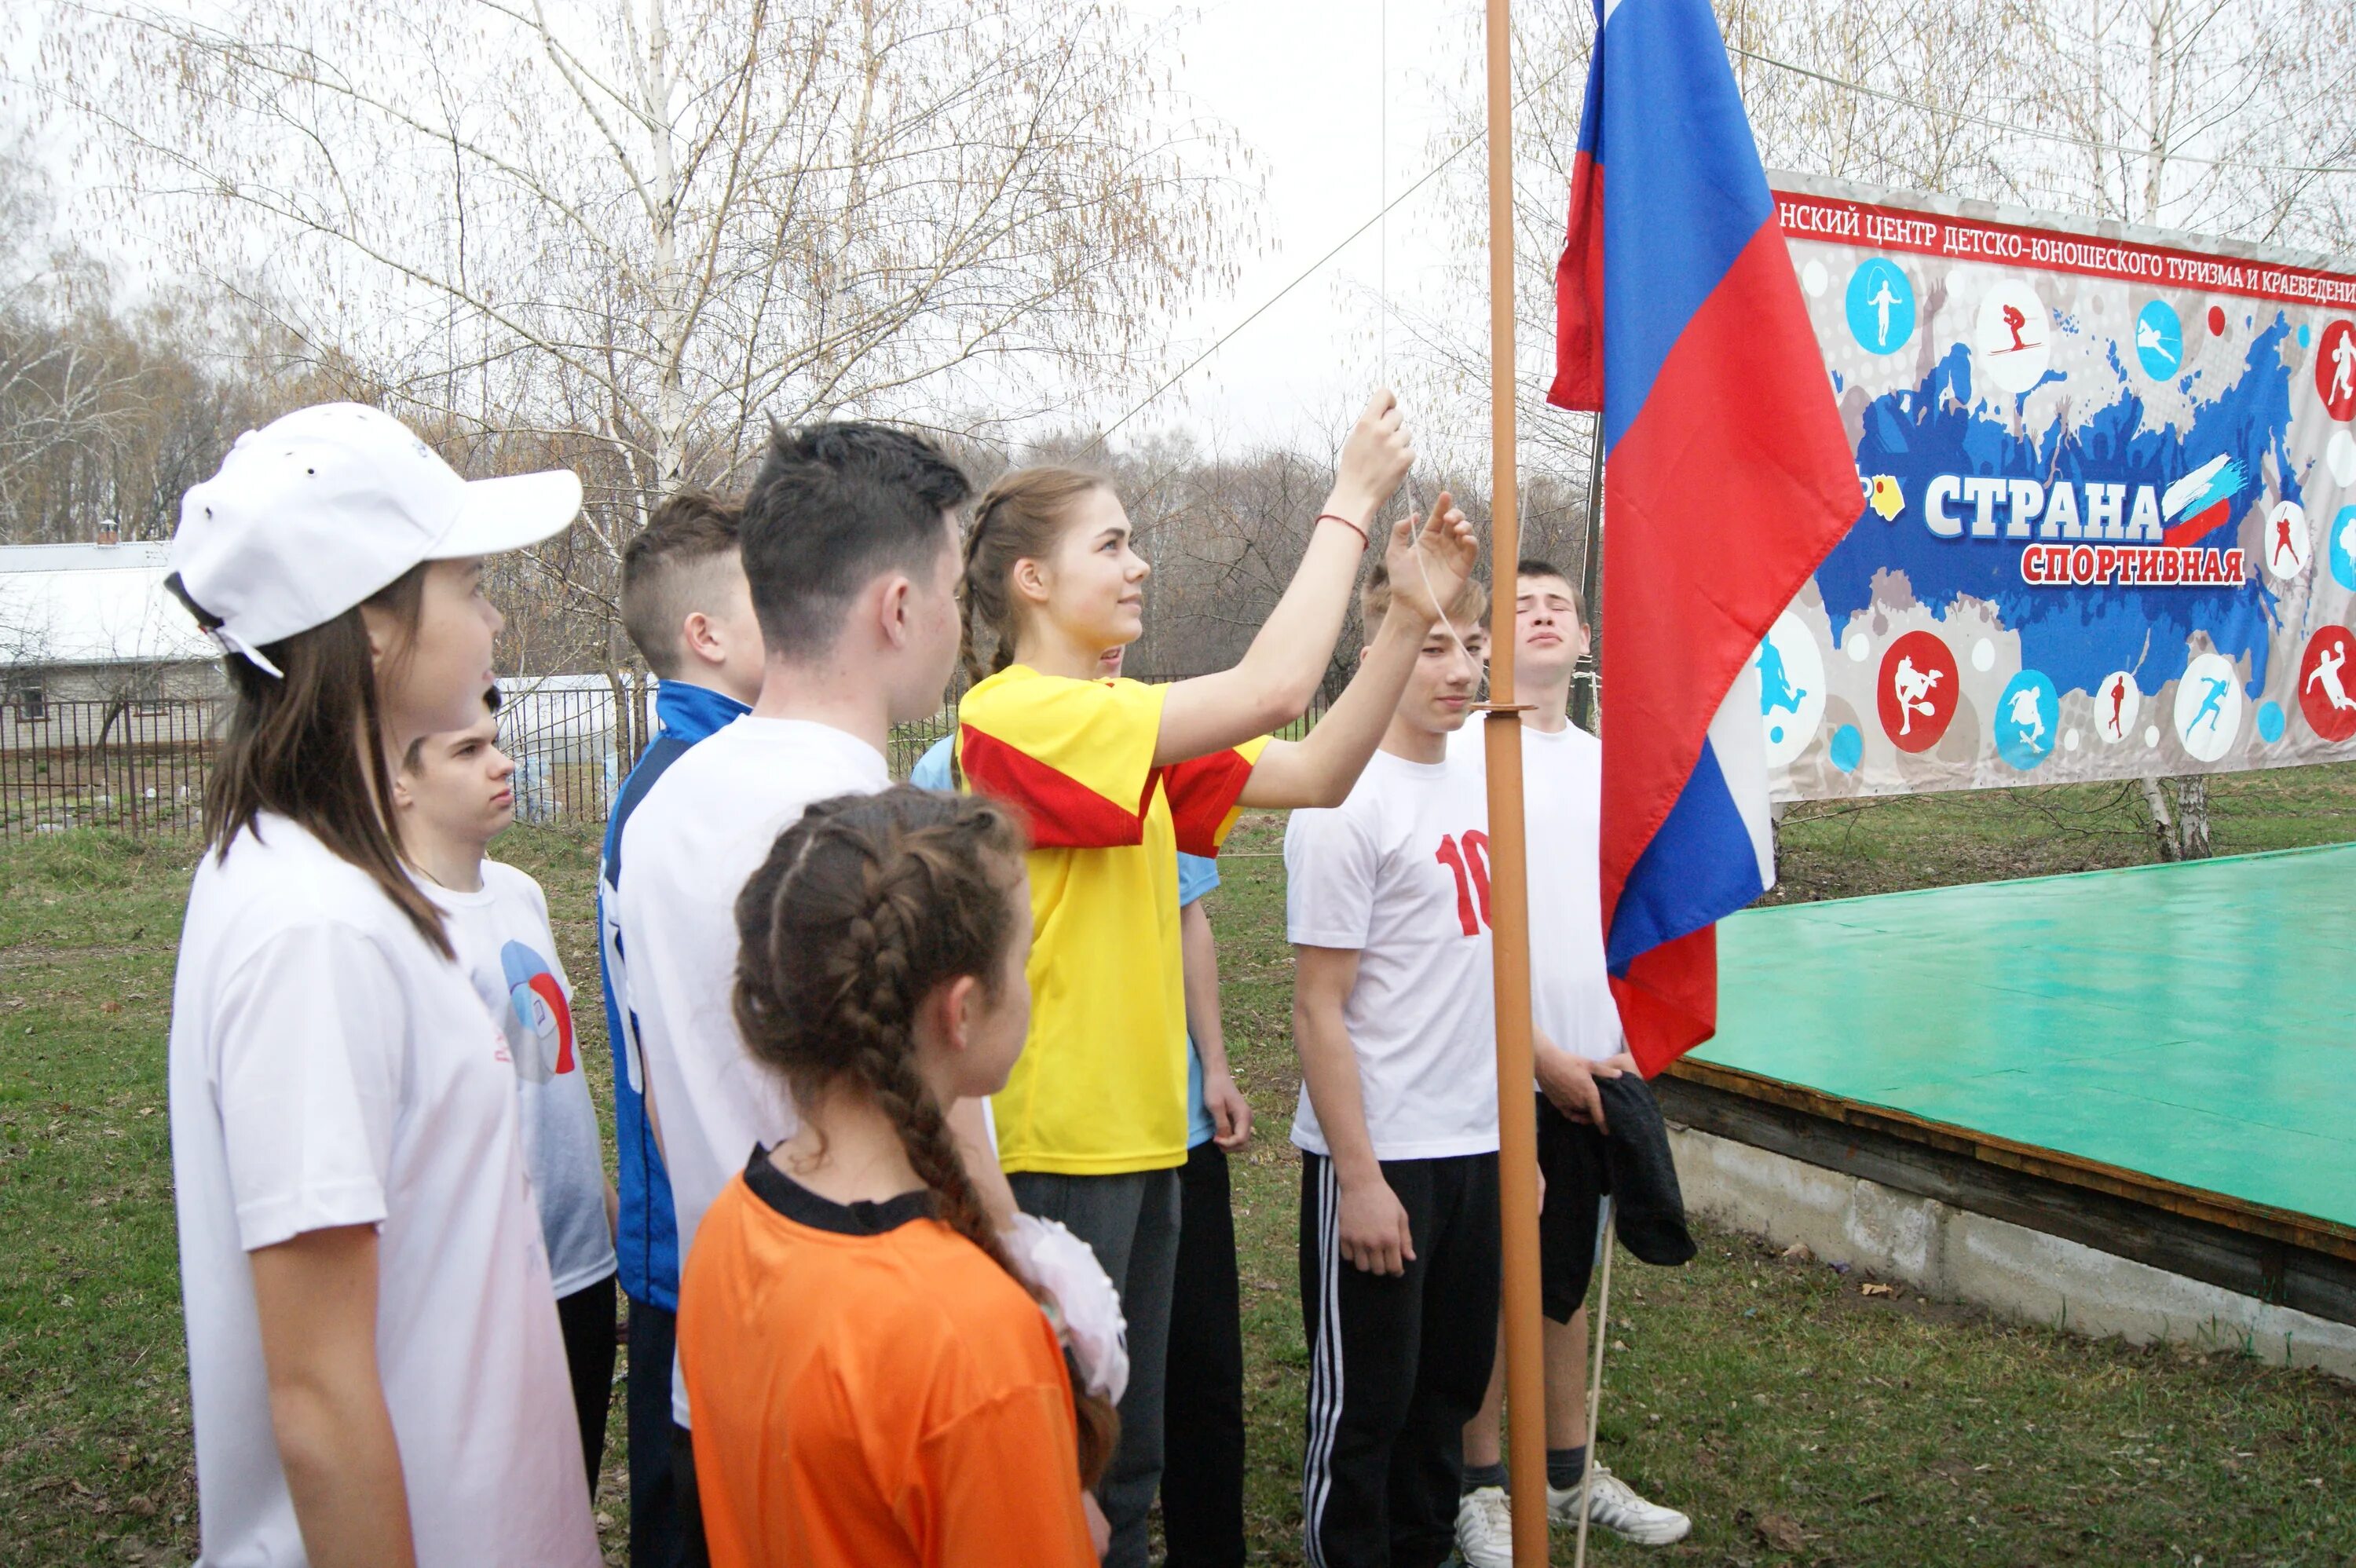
[1316,512,1370,548]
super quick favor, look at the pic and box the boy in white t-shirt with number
[1285,564,1499,1568]
[393,693,620,1500]
[1451,560,1690,1561]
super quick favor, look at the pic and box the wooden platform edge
[1657,1062,2356,1329]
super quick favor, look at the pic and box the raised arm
[1154,392,1415,766]
[1239,493,1478,809]
[250,1225,418,1568]
[1293,944,1414,1276]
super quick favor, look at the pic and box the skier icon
[1999,302,2030,353]
[2004,684,2048,751]
[1868,276,1901,349]
[2191,675,2232,735]
[2334,331,2356,405]
[1890,655,1941,736]
[1758,638,1808,717]
[2107,675,2127,736]
[2307,640,2356,713]
[2276,512,2300,566]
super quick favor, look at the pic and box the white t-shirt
[1451,721,1624,1062]
[430,861,620,1298]
[615,717,890,1427]
[168,814,598,1568]
[1285,747,1500,1161]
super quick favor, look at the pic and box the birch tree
[44,0,1252,715]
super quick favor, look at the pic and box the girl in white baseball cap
[163,404,603,1568]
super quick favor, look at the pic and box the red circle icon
[2298,626,2356,743]
[2207,305,2227,338]
[2317,320,2356,422]
[1877,630,1959,753]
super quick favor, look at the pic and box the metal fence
[1,671,1318,842]
[1,696,223,839]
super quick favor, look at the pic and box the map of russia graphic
[1758,174,2356,801]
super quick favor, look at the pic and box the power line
[1086,49,1582,455]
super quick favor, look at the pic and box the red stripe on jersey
[1162,747,1256,857]
[959,724,1150,848]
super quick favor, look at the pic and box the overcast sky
[1106,0,1493,450]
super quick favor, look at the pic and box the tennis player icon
[2003,684,2048,751]
[2307,639,2356,714]
[2333,330,2356,407]
[1891,655,1941,736]
[2190,675,2233,735]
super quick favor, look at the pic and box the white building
[1,534,225,746]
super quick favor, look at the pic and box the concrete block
[1667,1124,2356,1383]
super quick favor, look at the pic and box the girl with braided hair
[949,389,1476,1565]
[677,785,1119,1568]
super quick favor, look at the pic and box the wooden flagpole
[1479,2,1549,1563]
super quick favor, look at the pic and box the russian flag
[1548,0,1861,1076]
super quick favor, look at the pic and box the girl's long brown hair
[733,785,1119,1486]
[957,465,1110,686]
[167,566,452,957]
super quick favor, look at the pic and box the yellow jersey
[957,666,1265,1175]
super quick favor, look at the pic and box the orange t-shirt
[679,1153,1097,1568]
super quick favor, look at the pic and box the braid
[733,786,1119,1486]
[958,466,1109,685]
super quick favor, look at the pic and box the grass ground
[5,770,2355,1565]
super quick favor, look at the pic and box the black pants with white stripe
[1298,1150,1501,1568]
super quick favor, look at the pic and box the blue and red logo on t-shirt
[498,941,574,1084]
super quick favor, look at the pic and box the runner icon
[2335,330,2356,406]
[2276,513,2299,565]
[2107,675,2128,736]
[2191,675,2232,735]
[2004,684,2048,751]
[2307,639,2356,713]
[1891,655,1941,736]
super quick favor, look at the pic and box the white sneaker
[1452,1485,1515,1568]
[1546,1461,1692,1545]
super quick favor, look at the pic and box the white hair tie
[1001,1213,1129,1404]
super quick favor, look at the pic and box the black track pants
[1297,1151,1501,1568]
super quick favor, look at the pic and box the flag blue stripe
[1606,738,1769,970]
[1595,0,1777,451]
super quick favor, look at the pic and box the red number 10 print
[1434,830,1492,936]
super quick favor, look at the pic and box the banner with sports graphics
[1756,173,2356,800]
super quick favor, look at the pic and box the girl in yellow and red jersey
[952,389,1477,1566]
[679,786,1125,1568]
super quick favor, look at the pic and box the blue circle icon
[2331,506,2356,590]
[2299,323,2314,348]
[2135,300,2183,380]
[2258,700,2286,743]
[1845,261,1916,355]
[1828,723,1864,773]
[1995,671,2060,771]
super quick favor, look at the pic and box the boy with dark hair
[394,693,618,1504]
[1286,564,1500,1568]
[616,422,1019,1563]
[1452,558,1691,1562]
[598,488,764,1566]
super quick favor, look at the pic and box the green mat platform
[1696,845,2356,1237]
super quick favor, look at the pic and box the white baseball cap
[172,402,583,677]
